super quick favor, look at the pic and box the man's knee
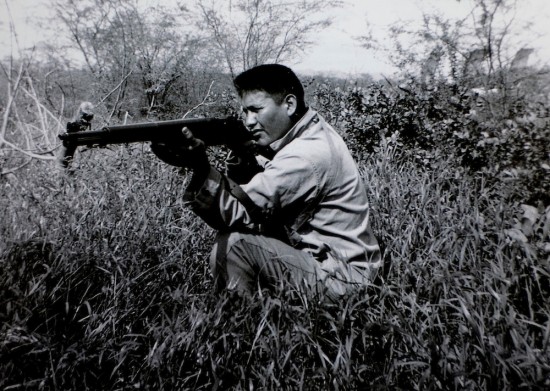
[210,231,247,266]
[209,231,253,274]
[210,231,259,292]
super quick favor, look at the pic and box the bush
[311,79,549,205]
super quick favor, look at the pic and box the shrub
[311,79,549,205]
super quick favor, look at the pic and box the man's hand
[225,146,263,184]
[151,127,209,176]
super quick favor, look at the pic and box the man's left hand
[151,127,209,175]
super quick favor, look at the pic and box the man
[152,64,381,301]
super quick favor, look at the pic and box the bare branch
[0,62,24,150]
[196,0,341,75]
[0,139,58,161]
[181,81,215,119]
[1,159,32,176]
[97,69,134,105]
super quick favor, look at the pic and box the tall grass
[1,89,549,389]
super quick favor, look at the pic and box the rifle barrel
[59,117,250,148]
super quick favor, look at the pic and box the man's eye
[242,106,261,115]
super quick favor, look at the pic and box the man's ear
[284,94,298,116]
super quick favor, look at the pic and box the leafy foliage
[310,79,549,205]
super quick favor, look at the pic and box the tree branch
[181,80,215,119]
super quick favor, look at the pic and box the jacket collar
[269,108,318,154]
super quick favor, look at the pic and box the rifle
[59,110,268,168]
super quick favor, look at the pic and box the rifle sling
[221,175,304,247]
[222,175,265,227]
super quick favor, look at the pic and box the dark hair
[234,64,306,110]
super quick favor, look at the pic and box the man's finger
[181,127,200,148]
[181,126,194,140]
[182,127,206,149]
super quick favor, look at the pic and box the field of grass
[1,83,549,390]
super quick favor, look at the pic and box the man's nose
[244,112,257,127]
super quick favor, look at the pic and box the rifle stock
[59,116,260,168]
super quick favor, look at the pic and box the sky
[290,0,550,77]
[1,0,549,78]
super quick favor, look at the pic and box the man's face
[240,90,294,146]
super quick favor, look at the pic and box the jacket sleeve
[183,152,321,232]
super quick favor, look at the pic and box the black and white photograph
[1,0,549,389]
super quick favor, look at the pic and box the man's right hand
[225,148,263,184]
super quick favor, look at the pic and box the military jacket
[185,109,381,273]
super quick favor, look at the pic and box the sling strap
[223,175,265,224]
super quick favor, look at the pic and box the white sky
[1,0,549,78]
[291,0,550,77]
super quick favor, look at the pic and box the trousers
[209,232,373,301]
